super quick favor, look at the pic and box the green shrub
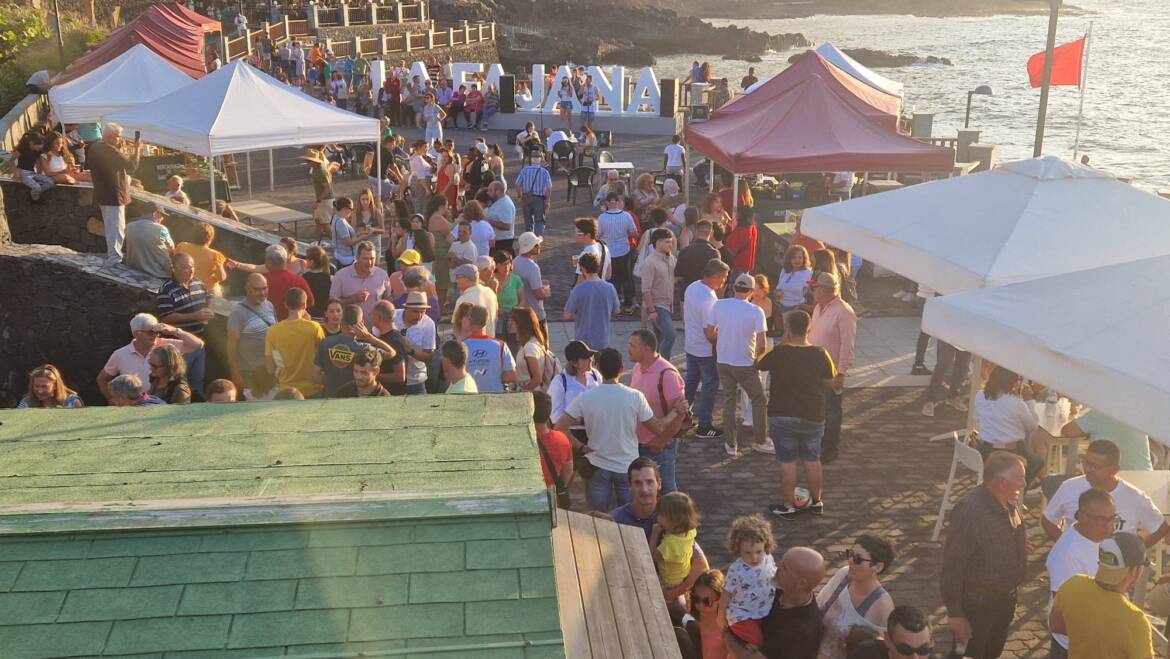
[0,8,106,116]
[0,6,52,64]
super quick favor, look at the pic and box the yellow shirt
[176,242,227,291]
[264,317,325,398]
[1055,574,1154,659]
[657,528,697,587]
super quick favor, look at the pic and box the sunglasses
[893,642,933,656]
[694,595,717,607]
[845,548,877,566]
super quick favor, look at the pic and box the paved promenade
[239,125,1053,657]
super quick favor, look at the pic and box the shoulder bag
[536,435,571,509]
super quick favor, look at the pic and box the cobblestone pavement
[244,127,1053,657]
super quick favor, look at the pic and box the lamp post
[1034,0,1063,156]
[964,85,994,128]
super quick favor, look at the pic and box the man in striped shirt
[156,252,212,397]
[513,151,553,237]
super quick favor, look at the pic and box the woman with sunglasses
[147,344,192,405]
[683,569,726,659]
[815,534,897,659]
[17,364,83,409]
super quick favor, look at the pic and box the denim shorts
[769,416,825,462]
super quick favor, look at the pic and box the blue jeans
[650,306,676,359]
[685,354,718,428]
[639,440,678,494]
[523,196,547,236]
[183,346,206,398]
[586,467,632,512]
[823,389,844,454]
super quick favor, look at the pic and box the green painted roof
[0,395,549,534]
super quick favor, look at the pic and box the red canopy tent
[685,73,955,175]
[58,5,208,84]
[155,3,221,34]
[720,51,902,132]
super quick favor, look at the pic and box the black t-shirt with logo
[313,335,370,397]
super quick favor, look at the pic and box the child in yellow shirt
[651,492,699,590]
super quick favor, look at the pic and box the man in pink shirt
[807,272,856,464]
[628,329,687,493]
[329,241,391,320]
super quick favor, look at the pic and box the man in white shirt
[705,273,770,455]
[453,264,498,338]
[555,348,685,512]
[234,11,248,37]
[395,292,437,395]
[484,181,516,255]
[1046,488,1118,658]
[662,134,687,182]
[1043,439,1170,547]
[684,259,729,439]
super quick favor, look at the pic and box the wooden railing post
[307,4,318,30]
[447,26,455,47]
[427,29,434,49]
[219,34,230,60]
[378,33,388,55]
[404,32,413,53]
[282,15,291,41]
[491,22,496,40]
[340,3,350,26]
[396,1,405,23]
[369,0,379,25]
[352,35,362,57]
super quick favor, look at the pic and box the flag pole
[1033,0,1063,157]
[1072,22,1092,161]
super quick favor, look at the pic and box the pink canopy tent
[155,3,221,34]
[58,5,207,84]
[685,73,955,175]
[721,50,901,132]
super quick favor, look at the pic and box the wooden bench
[551,508,682,658]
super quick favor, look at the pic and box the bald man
[725,546,826,659]
[227,272,277,391]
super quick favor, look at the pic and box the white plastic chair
[1118,470,1170,608]
[932,430,984,542]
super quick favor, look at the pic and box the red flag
[1027,36,1086,88]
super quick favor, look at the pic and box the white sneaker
[892,290,908,299]
[921,401,935,417]
[945,397,969,412]
[753,439,776,454]
[900,291,918,302]
[724,442,738,456]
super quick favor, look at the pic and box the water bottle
[948,641,967,659]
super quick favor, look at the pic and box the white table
[231,200,312,237]
[598,161,635,184]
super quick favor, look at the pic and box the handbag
[658,367,695,438]
[536,434,571,509]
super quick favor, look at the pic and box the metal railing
[223,18,496,64]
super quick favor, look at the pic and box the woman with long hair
[148,344,192,404]
[424,194,453,308]
[436,148,460,211]
[36,133,90,184]
[487,144,506,189]
[303,245,333,319]
[354,187,385,262]
[511,307,552,392]
[700,192,731,232]
[408,212,436,275]
[17,364,83,408]
[321,298,344,336]
[725,206,758,283]
[975,366,1045,482]
[685,569,727,659]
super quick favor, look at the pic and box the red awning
[686,73,955,175]
[721,51,901,132]
[58,5,206,84]
[155,2,221,34]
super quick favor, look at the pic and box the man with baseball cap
[807,271,856,464]
[705,272,770,456]
[454,262,499,338]
[513,232,550,335]
[1050,531,1154,658]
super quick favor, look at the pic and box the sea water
[655,0,1170,190]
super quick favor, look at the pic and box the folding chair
[931,430,984,542]
[566,167,596,205]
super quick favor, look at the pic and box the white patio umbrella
[923,255,1170,441]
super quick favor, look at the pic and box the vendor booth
[49,44,194,124]
[813,42,905,98]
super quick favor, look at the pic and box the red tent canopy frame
[721,51,902,132]
[685,73,955,175]
[58,5,210,84]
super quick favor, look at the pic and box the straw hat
[298,148,327,165]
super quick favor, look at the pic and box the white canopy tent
[922,255,1170,441]
[814,42,904,98]
[48,44,194,124]
[802,157,1170,295]
[106,60,380,209]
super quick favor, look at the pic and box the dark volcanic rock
[788,47,952,67]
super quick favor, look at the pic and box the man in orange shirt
[533,391,573,508]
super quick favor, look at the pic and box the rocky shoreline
[430,0,810,69]
[790,48,953,68]
[672,0,1081,19]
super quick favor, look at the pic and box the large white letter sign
[516,64,543,111]
[409,61,430,84]
[627,66,661,115]
[450,63,482,87]
[543,65,580,113]
[588,65,624,115]
[485,62,505,92]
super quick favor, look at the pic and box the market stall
[49,44,194,124]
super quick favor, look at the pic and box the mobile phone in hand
[134,130,141,142]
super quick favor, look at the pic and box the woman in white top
[774,244,814,329]
[408,139,433,209]
[37,133,90,184]
[974,366,1044,482]
[549,340,602,447]
[815,534,896,659]
[556,78,575,130]
[511,307,552,392]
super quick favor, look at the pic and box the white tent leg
[269,149,275,192]
[732,173,739,220]
[683,143,690,204]
[708,159,714,193]
[376,144,383,203]
[209,159,217,215]
[966,355,983,433]
[247,151,253,199]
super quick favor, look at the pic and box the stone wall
[0,243,162,406]
[396,40,499,65]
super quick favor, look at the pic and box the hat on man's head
[808,271,840,291]
[452,264,479,281]
[474,142,488,154]
[476,255,494,271]
[397,249,422,266]
[298,148,327,165]
[564,340,596,362]
[516,231,543,255]
[732,273,756,291]
[1097,532,1149,585]
[403,291,430,309]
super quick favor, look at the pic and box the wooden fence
[224,18,495,63]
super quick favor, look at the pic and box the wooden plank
[552,509,593,659]
[619,523,683,659]
[593,517,654,658]
[567,512,624,658]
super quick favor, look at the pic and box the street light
[964,84,994,128]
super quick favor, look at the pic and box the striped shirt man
[156,277,209,337]
[513,164,553,198]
